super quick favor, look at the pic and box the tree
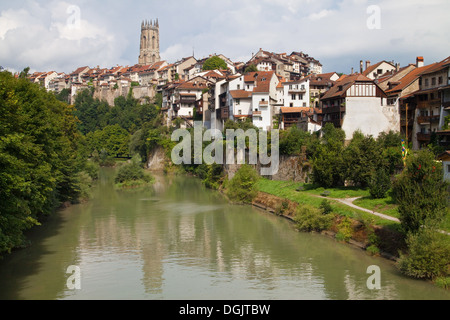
[392,149,448,234]
[343,131,382,187]
[312,123,346,188]
[244,64,258,73]
[398,227,450,280]
[226,165,260,203]
[202,56,227,71]
[0,71,85,255]
[369,167,391,199]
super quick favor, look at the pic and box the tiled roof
[321,74,372,100]
[385,63,437,95]
[230,90,252,99]
[71,66,89,75]
[362,61,395,77]
[418,56,450,76]
[280,107,310,114]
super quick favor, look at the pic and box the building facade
[139,20,160,66]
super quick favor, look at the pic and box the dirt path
[320,195,450,236]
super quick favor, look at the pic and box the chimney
[351,67,354,74]
[360,60,364,73]
[416,56,424,68]
[365,61,371,71]
[396,63,400,72]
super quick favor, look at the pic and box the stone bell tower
[139,19,160,65]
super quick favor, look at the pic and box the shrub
[319,199,333,215]
[295,204,334,232]
[366,244,380,256]
[114,156,152,185]
[397,228,450,280]
[226,165,260,203]
[369,167,391,199]
[434,276,450,289]
[203,163,224,190]
[392,149,448,234]
[335,217,353,242]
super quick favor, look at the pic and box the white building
[320,74,397,140]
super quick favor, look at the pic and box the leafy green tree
[0,71,84,255]
[369,167,391,199]
[398,227,450,280]
[279,126,311,156]
[226,165,260,203]
[312,123,346,188]
[392,149,448,234]
[202,56,227,71]
[343,131,381,187]
[244,64,258,73]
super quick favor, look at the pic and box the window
[447,165,450,173]
[425,79,429,87]
[377,69,383,74]
[291,94,296,100]
[438,76,443,85]
[431,77,436,86]
[290,103,294,107]
[238,110,242,115]
[235,99,240,105]
[237,84,240,90]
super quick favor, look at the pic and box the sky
[0,0,449,74]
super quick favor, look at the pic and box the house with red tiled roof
[70,66,90,83]
[399,56,450,150]
[320,73,396,140]
[166,76,215,125]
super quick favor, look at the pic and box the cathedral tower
[139,19,160,65]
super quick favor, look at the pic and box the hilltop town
[25,20,450,155]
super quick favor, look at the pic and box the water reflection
[0,169,448,300]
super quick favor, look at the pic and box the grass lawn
[256,178,401,230]
[353,192,400,219]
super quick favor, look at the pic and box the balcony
[417,115,440,125]
[417,99,441,109]
[288,88,306,94]
[259,101,269,107]
[417,133,431,141]
[253,111,262,116]
[322,105,346,114]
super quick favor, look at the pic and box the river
[0,168,448,300]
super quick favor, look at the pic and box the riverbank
[250,191,402,262]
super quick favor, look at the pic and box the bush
[366,244,380,256]
[397,228,450,280]
[226,165,260,203]
[434,276,450,289]
[114,156,152,186]
[335,217,353,242]
[369,167,391,199]
[392,149,448,234]
[203,163,224,190]
[295,204,334,232]
[319,199,333,215]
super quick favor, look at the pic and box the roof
[362,61,395,77]
[280,107,311,114]
[418,56,450,76]
[71,66,89,75]
[385,63,438,95]
[230,90,252,99]
[321,74,373,100]
[246,71,275,93]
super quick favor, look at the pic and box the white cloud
[309,9,333,21]
[0,0,449,74]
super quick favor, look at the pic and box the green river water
[0,168,448,300]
